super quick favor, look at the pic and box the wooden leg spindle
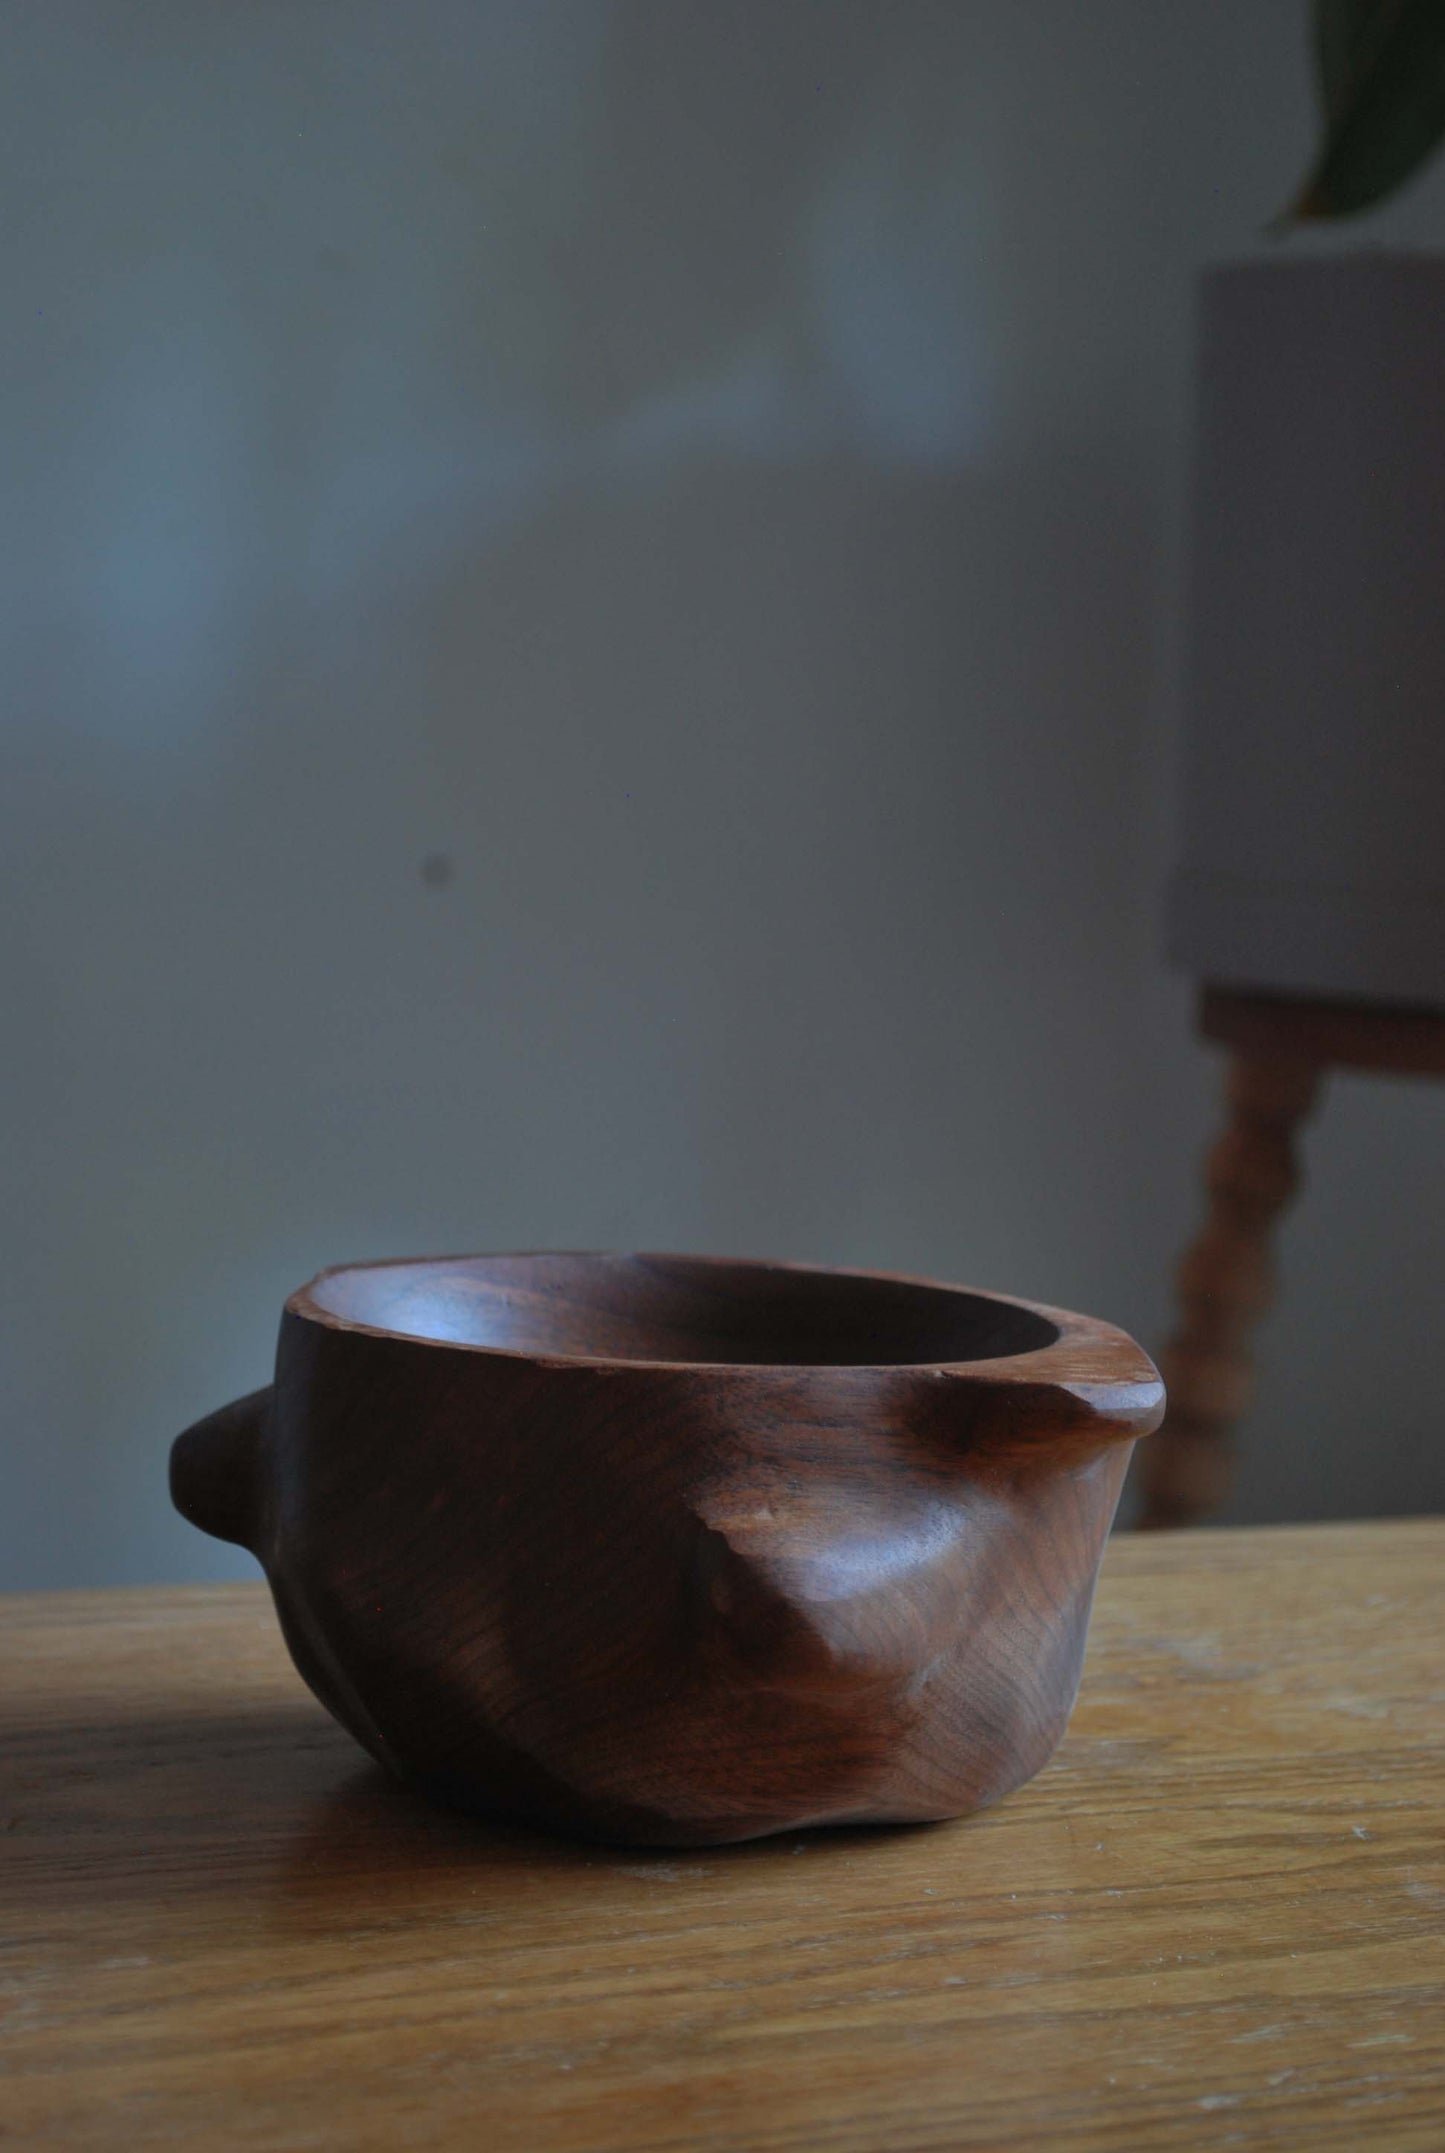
[1135,1052,1323,1530]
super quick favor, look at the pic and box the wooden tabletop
[3,1522,1442,2151]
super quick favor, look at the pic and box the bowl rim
[284,1250,1163,1432]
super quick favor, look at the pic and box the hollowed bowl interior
[302,1252,1059,1369]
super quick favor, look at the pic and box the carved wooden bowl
[171,1252,1163,1847]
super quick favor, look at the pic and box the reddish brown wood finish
[1138,984,1445,1529]
[1200,985,1445,1078]
[171,1253,1163,1848]
[1135,1054,1321,1531]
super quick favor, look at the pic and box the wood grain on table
[2,1521,1442,2152]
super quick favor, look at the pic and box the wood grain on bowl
[172,1253,1164,1846]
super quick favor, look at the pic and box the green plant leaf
[1283,0,1445,221]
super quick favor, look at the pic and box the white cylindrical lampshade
[1168,255,1445,1009]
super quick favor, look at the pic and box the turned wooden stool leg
[1135,1052,1324,1530]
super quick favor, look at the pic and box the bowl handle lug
[170,1386,273,1551]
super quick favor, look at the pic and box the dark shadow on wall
[383,447,1154,1268]
[1,0,1194,1593]
[440,0,903,424]
[420,0,986,434]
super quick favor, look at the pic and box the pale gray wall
[3,2,1443,1588]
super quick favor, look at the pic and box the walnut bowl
[171,1252,1163,1846]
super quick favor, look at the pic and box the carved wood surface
[1136,1056,1321,1529]
[170,1252,1163,1846]
[4,1521,1442,2151]
[1140,985,1445,1529]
